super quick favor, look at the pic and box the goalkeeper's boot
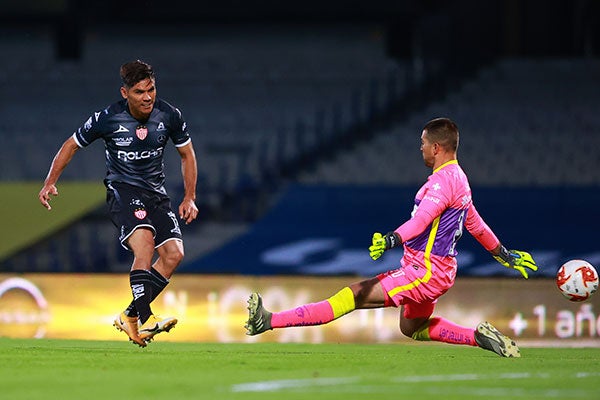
[138,314,178,342]
[245,292,272,335]
[474,321,520,358]
[113,312,146,347]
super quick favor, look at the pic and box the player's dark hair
[120,60,155,88]
[423,117,459,152]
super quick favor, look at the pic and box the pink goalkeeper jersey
[394,160,499,285]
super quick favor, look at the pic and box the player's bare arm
[38,136,80,210]
[176,142,198,224]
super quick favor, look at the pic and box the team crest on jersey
[134,208,147,220]
[136,125,148,140]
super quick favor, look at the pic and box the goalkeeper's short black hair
[423,117,459,152]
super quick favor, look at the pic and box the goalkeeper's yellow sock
[326,287,356,319]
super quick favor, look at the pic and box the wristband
[384,231,400,250]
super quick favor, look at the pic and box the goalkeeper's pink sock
[413,317,477,346]
[271,287,356,328]
[270,300,334,328]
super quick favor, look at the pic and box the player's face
[120,78,156,120]
[420,130,436,168]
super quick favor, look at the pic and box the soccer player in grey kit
[39,60,198,347]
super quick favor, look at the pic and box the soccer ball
[556,259,599,302]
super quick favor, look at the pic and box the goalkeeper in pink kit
[245,117,538,357]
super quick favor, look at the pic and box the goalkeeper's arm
[465,204,538,278]
[369,207,436,260]
[369,231,401,260]
[491,244,538,279]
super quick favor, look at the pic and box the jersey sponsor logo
[136,125,148,140]
[117,147,164,161]
[432,183,441,191]
[423,195,440,204]
[157,122,166,131]
[157,134,167,144]
[134,208,147,220]
[114,125,129,133]
[112,137,134,147]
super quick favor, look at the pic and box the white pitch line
[231,371,600,393]
[394,372,536,383]
[393,371,599,383]
[422,386,594,398]
[230,377,359,392]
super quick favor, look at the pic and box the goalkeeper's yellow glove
[369,231,400,260]
[493,246,538,279]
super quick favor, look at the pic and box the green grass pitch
[0,338,598,400]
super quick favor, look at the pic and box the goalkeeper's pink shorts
[376,247,457,319]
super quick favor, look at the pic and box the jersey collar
[433,159,458,173]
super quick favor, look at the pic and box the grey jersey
[73,98,191,195]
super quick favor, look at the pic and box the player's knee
[164,247,184,267]
[400,324,417,338]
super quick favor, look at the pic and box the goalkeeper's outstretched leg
[474,321,521,357]
[245,293,272,335]
[407,315,520,358]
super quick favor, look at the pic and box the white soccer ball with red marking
[556,259,599,302]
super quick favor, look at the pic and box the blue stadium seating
[2,23,600,273]
[0,24,403,197]
[299,58,600,186]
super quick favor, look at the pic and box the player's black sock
[124,267,169,318]
[149,267,169,296]
[129,269,153,324]
[124,302,137,318]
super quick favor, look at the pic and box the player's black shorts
[106,182,182,250]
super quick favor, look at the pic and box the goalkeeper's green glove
[369,231,401,260]
[493,246,538,279]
